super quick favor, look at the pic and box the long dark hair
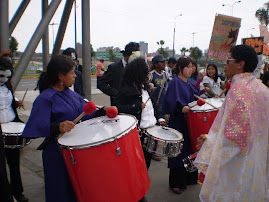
[174,56,194,76]
[206,63,219,82]
[190,61,198,79]
[38,55,75,92]
[121,57,150,91]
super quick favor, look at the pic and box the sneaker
[152,154,162,161]
[14,194,29,202]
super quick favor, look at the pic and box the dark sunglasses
[226,58,238,64]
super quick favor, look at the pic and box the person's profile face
[224,54,238,79]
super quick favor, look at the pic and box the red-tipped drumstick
[190,99,206,109]
[219,82,231,97]
[58,102,97,138]
[73,101,97,124]
[106,107,118,118]
[194,94,219,110]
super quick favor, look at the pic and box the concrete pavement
[13,88,201,202]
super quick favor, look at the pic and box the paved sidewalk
[14,88,201,202]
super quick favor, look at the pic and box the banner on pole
[208,14,241,60]
[242,37,264,55]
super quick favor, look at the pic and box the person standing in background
[62,48,84,96]
[165,57,177,82]
[96,59,105,87]
[98,42,140,105]
[75,59,82,73]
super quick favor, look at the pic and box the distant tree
[189,47,203,62]
[157,40,169,58]
[255,2,269,26]
[9,36,18,58]
[180,47,189,56]
[90,44,95,58]
[108,49,116,62]
[157,40,165,48]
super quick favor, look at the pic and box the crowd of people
[0,42,269,202]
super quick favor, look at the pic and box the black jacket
[113,83,163,124]
[97,60,124,105]
[74,70,83,96]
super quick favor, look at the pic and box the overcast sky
[10,0,267,54]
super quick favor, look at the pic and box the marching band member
[0,56,28,202]
[162,56,200,194]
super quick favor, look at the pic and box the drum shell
[143,126,183,157]
[1,122,31,149]
[60,126,150,202]
[187,110,218,153]
[2,134,31,149]
[143,134,183,157]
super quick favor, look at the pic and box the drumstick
[22,88,28,102]
[189,100,205,109]
[58,102,97,138]
[219,82,231,97]
[194,94,219,110]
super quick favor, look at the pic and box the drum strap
[36,137,53,150]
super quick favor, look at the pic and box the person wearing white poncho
[194,45,269,202]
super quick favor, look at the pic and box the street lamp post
[247,28,255,37]
[74,0,77,50]
[49,22,58,47]
[191,32,197,47]
[222,0,241,16]
[172,14,182,57]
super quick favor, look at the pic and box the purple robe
[163,76,199,168]
[22,88,96,202]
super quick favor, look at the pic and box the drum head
[1,122,25,135]
[188,98,224,111]
[146,126,183,141]
[58,115,137,148]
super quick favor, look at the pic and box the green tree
[157,40,169,58]
[90,44,95,58]
[256,2,269,26]
[157,40,165,48]
[108,49,116,62]
[189,47,203,62]
[9,36,18,58]
[180,47,189,56]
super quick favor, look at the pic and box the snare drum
[187,98,224,152]
[182,152,205,184]
[182,152,198,173]
[1,122,31,149]
[58,115,150,202]
[143,126,183,157]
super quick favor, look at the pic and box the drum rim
[58,114,138,150]
[145,126,183,141]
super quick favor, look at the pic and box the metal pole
[11,0,61,90]
[74,0,77,50]
[52,0,74,57]
[82,0,92,100]
[172,27,175,57]
[49,22,58,47]
[42,0,49,71]
[172,14,182,58]
[0,0,9,50]
[9,0,30,36]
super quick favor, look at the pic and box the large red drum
[58,115,150,202]
[187,98,224,152]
